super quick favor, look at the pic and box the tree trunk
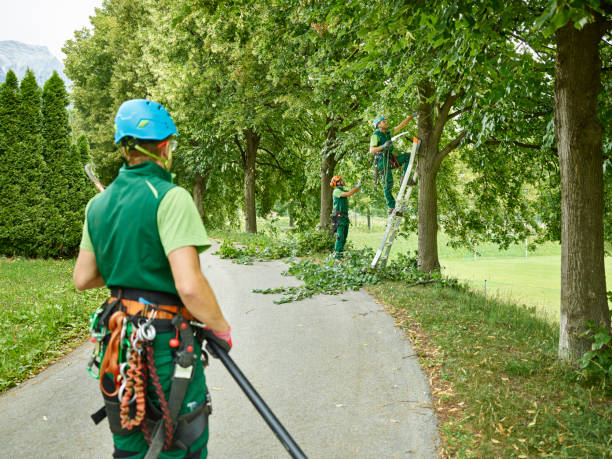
[416,81,441,272]
[319,125,338,229]
[192,171,208,224]
[417,144,441,272]
[243,128,259,233]
[555,18,610,361]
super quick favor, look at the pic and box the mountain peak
[0,40,70,88]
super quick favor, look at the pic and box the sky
[0,0,103,60]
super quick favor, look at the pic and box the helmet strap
[127,142,171,170]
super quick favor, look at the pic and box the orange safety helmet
[330,175,344,188]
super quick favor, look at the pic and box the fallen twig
[407,279,437,288]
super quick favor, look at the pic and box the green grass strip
[0,258,106,393]
[368,281,612,457]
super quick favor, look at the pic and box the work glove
[201,326,232,358]
[411,111,418,118]
[356,181,362,189]
[382,140,392,149]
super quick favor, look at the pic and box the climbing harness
[87,307,107,379]
[371,137,421,269]
[88,287,211,456]
[329,210,347,237]
[372,130,412,185]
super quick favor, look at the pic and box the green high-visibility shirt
[370,129,393,151]
[332,187,350,224]
[80,161,210,295]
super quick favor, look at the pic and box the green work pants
[110,330,209,459]
[377,152,410,209]
[334,222,349,259]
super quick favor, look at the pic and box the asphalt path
[0,245,439,458]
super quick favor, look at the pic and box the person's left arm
[159,187,230,334]
[393,113,416,135]
[338,180,361,198]
[340,185,361,197]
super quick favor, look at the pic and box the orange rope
[99,311,126,397]
[120,331,147,429]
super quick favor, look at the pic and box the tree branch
[340,119,361,133]
[337,149,349,162]
[438,131,467,160]
[233,135,246,166]
[257,146,290,173]
[448,105,474,120]
[434,89,464,143]
[484,139,543,150]
[255,160,290,174]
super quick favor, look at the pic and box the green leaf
[534,0,558,30]
[552,8,571,29]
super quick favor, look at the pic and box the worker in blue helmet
[369,113,417,214]
[114,98,179,170]
[74,99,232,458]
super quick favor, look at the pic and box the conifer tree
[77,134,91,165]
[63,141,89,252]
[11,70,49,256]
[42,72,75,256]
[0,71,21,254]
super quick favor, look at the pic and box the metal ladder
[371,137,421,269]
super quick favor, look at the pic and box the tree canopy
[62,0,611,360]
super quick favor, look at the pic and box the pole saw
[84,163,105,193]
[83,163,308,459]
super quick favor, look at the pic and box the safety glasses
[158,136,178,152]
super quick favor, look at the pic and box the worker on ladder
[369,114,417,215]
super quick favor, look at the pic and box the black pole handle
[207,340,308,459]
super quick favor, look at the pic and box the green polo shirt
[80,186,210,256]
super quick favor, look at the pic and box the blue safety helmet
[373,116,385,129]
[114,99,178,144]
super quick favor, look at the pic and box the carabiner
[137,320,156,342]
[89,307,104,333]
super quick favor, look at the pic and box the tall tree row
[0,70,90,257]
[63,0,610,362]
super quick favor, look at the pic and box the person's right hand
[201,326,232,358]
[356,181,362,189]
[382,140,392,149]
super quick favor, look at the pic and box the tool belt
[375,151,400,169]
[109,287,195,320]
[329,211,347,236]
[96,288,195,395]
[89,287,208,454]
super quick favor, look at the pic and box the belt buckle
[137,297,155,318]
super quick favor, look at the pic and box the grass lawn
[0,258,106,393]
[348,223,611,322]
[369,281,612,457]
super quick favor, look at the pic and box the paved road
[0,246,439,458]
